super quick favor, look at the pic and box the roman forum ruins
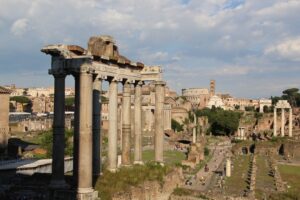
[41,35,166,199]
[273,100,293,137]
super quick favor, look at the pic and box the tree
[40,130,73,158]
[196,108,241,136]
[282,88,299,107]
[65,97,75,111]
[271,88,300,108]
[10,96,30,104]
[245,106,255,112]
[171,119,184,132]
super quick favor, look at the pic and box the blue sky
[0,0,300,98]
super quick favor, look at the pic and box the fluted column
[154,81,166,163]
[92,78,102,176]
[122,81,132,166]
[281,108,285,137]
[134,81,143,164]
[108,78,118,172]
[77,72,94,198]
[289,108,293,137]
[50,73,68,188]
[273,108,277,137]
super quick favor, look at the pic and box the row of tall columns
[50,72,166,198]
[50,71,100,199]
[273,108,293,137]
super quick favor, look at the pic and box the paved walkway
[183,140,231,192]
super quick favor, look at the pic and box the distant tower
[210,80,215,96]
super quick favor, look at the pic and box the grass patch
[173,187,192,196]
[95,162,172,200]
[255,155,276,199]
[224,155,250,196]
[278,164,300,194]
[141,150,186,165]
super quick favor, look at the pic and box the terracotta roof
[0,86,11,94]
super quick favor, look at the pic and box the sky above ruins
[0,0,300,98]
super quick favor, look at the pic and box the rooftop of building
[0,86,11,94]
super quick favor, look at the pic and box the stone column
[226,158,231,177]
[241,128,245,140]
[289,108,293,137]
[273,108,277,137]
[50,73,68,188]
[154,81,166,163]
[122,81,132,166]
[77,72,94,198]
[134,81,143,164]
[108,78,118,172]
[73,74,80,186]
[92,78,102,176]
[193,113,196,143]
[281,108,285,137]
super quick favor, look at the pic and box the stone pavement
[183,140,231,192]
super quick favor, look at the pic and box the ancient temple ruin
[273,100,293,137]
[42,35,166,199]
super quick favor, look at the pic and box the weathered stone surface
[112,168,184,200]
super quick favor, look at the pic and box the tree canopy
[196,107,241,136]
[10,96,31,104]
[271,87,300,107]
[171,119,184,132]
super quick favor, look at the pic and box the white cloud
[265,38,300,61]
[0,0,300,97]
[10,18,29,36]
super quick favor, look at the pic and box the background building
[0,86,11,155]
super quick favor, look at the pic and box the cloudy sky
[0,0,299,98]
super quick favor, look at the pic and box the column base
[133,161,144,165]
[77,188,97,200]
[121,164,132,167]
[49,179,69,189]
[107,168,117,173]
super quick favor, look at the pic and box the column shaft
[273,109,277,137]
[289,109,293,137]
[73,74,80,186]
[226,159,231,177]
[92,78,102,176]
[193,113,196,143]
[50,74,67,188]
[281,108,285,137]
[77,72,93,195]
[154,81,165,163]
[108,80,118,171]
[134,82,143,164]
[122,81,131,165]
